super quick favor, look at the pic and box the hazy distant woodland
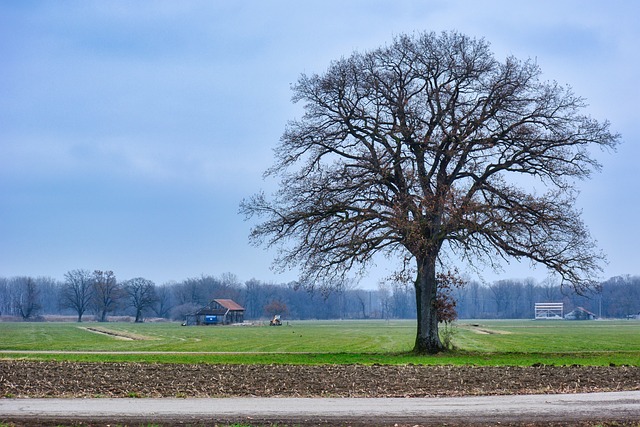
[1,272,638,322]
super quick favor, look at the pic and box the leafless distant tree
[0,277,11,316]
[241,31,620,353]
[92,270,120,322]
[152,282,174,319]
[61,269,94,322]
[123,277,157,323]
[12,276,41,320]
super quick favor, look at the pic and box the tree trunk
[413,255,444,354]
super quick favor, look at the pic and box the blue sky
[1,1,638,287]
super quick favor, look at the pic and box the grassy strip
[2,350,638,366]
[1,319,639,366]
[0,320,415,352]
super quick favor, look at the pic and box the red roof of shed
[214,299,244,311]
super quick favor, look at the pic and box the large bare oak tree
[241,31,619,353]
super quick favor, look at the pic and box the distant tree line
[451,276,640,319]
[0,271,639,322]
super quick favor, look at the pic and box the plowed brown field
[2,360,639,398]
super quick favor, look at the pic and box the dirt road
[2,391,640,426]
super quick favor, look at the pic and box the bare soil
[2,361,640,426]
[2,360,640,398]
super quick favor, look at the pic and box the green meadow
[1,319,639,366]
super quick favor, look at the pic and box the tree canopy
[241,31,620,353]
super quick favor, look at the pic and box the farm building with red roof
[184,299,245,325]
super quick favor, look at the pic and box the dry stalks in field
[2,360,639,398]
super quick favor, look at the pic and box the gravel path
[3,392,640,426]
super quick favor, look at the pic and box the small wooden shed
[184,299,245,326]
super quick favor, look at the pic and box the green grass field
[1,319,639,366]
